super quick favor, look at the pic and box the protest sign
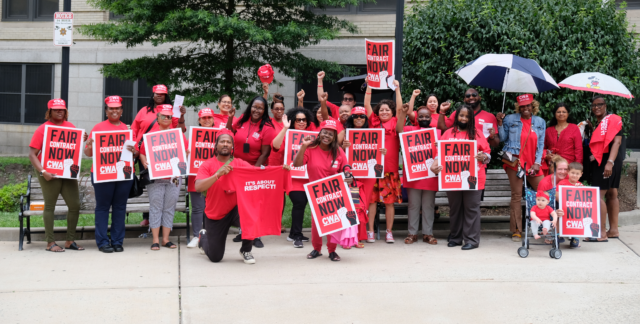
[187,126,221,176]
[345,129,384,178]
[365,39,395,89]
[143,128,187,180]
[92,130,134,183]
[400,128,439,181]
[437,140,478,191]
[41,125,84,179]
[284,129,318,179]
[558,186,601,238]
[304,173,358,237]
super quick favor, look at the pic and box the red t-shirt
[139,129,189,180]
[440,128,491,190]
[131,106,179,144]
[369,114,400,174]
[303,146,348,182]
[88,120,129,139]
[212,113,238,128]
[232,120,276,166]
[197,157,253,220]
[231,166,292,240]
[556,178,583,193]
[537,174,565,193]
[268,141,285,167]
[410,111,439,128]
[326,101,341,121]
[531,205,554,222]
[444,109,499,136]
[271,117,285,134]
[402,125,441,191]
[29,120,77,160]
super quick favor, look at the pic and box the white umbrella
[558,72,634,99]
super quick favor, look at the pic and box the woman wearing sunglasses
[363,80,403,243]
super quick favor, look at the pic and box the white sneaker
[187,237,199,248]
[386,231,395,243]
[239,250,256,264]
[367,232,375,243]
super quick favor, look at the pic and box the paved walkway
[1,226,640,324]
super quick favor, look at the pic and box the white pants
[530,219,551,234]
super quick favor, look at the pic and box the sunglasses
[591,103,605,109]
[343,98,355,102]
[352,114,367,119]
[159,115,172,120]
[295,118,307,123]
[465,93,479,98]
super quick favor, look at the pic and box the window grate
[0,63,54,124]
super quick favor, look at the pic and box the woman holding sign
[270,108,315,247]
[139,105,189,251]
[430,104,491,250]
[496,94,546,242]
[293,120,352,261]
[28,99,83,252]
[363,81,403,243]
[84,96,137,253]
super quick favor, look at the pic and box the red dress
[542,124,583,175]
[503,118,542,176]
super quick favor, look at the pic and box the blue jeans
[91,173,133,248]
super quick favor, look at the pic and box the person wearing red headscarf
[584,96,624,241]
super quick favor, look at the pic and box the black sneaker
[99,245,114,253]
[232,234,242,242]
[239,249,255,264]
[253,237,264,248]
[287,235,310,242]
[293,238,303,248]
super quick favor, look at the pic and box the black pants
[137,159,150,221]
[201,207,252,263]
[446,190,482,246]
[289,191,307,239]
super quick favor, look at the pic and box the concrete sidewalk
[2,227,640,324]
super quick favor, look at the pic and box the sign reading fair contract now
[41,125,84,180]
[284,129,318,179]
[365,39,395,89]
[187,126,221,176]
[143,129,187,180]
[54,12,73,46]
[559,186,601,238]
[437,140,478,191]
[345,129,384,178]
[400,128,439,181]
[92,130,134,183]
[304,173,358,237]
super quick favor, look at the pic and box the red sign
[92,130,134,183]
[558,186,601,238]
[143,129,187,180]
[187,126,221,176]
[304,173,358,237]
[345,129,384,178]
[365,39,395,89]
[400,128,439,181]
[284,129,318,179]
[40,125,84,179]
[437,140,478,191]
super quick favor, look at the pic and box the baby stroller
[517,165,562,259]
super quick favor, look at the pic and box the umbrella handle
[502,91,506,113]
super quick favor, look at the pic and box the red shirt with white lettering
[29,120,77,160]
[232,120,276,166]
[440,128,490,190]
[369,114,400,175]
[212,113,238,128]
[303,145,348,182]
[402,125,441,191]
[196,157,253,220]
[531,205,554,222]
[444,109,499,137]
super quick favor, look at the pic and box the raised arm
[396,103,410,133]
[225,113,236,133]
[437,102,451,131]
[272,115,291,151]
[319,92,329,122]
[394,80,402,113]
[297,89,305,108]
[262,83,269,100]
[364,86,373,117]
[317,71,325,103]
[407,89,420,124]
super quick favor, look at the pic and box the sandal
[584,238,608,243]
[164,242,177,249]
[404,234,418,244]
[150,243,160,251]
[423,235,438,245]
[329,252,341,261]
[46,243,65,252]
[65,242,84,251]
[341,245,352,250]
[307,250,322,259]
[355,243,365,249]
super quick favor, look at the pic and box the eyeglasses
[272,108,285,112]
[591,103,605,109]
[220,101,232,105]
[295,118,307,123]
[465,93,479,98]
[251,105,264,111]
[159,115,171,120]
[343,97,355,102]
[352,114,367,119]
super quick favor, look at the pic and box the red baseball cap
[517,94,533,106]
[257,64,274,84]
[351,106,366,115]
[319,119,339,132]
[48,98,67,109]
[198,108,214,118]
[217,129,235,141]
[158,104,174,116]
[536,191,550,200]
[104,96,123,107]
[152,84,168,94]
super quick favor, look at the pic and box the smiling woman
[543,103,583,176]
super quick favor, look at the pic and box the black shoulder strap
[138,119,157,147]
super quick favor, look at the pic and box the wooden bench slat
[23,203,188,216]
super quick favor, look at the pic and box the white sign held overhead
[54,12,74,47]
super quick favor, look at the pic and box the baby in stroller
[530,191,558,243]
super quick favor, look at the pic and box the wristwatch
[39,170,46,176]
[607,159,615,166]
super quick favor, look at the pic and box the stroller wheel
[518,247,529,258]
[553,249,562,259]
[549,249,555,258]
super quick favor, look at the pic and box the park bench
[373,168,523,239]
[17,174,191,251]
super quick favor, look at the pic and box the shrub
[0,181,28,212]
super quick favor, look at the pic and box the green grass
[0,196,313,228]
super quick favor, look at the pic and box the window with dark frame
[309,0,396,14]
[0,64,54,124]
[109,12,124,20]
[104,77,153,125]
[2,0,59,21]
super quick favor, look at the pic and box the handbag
[128,171,143,198]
